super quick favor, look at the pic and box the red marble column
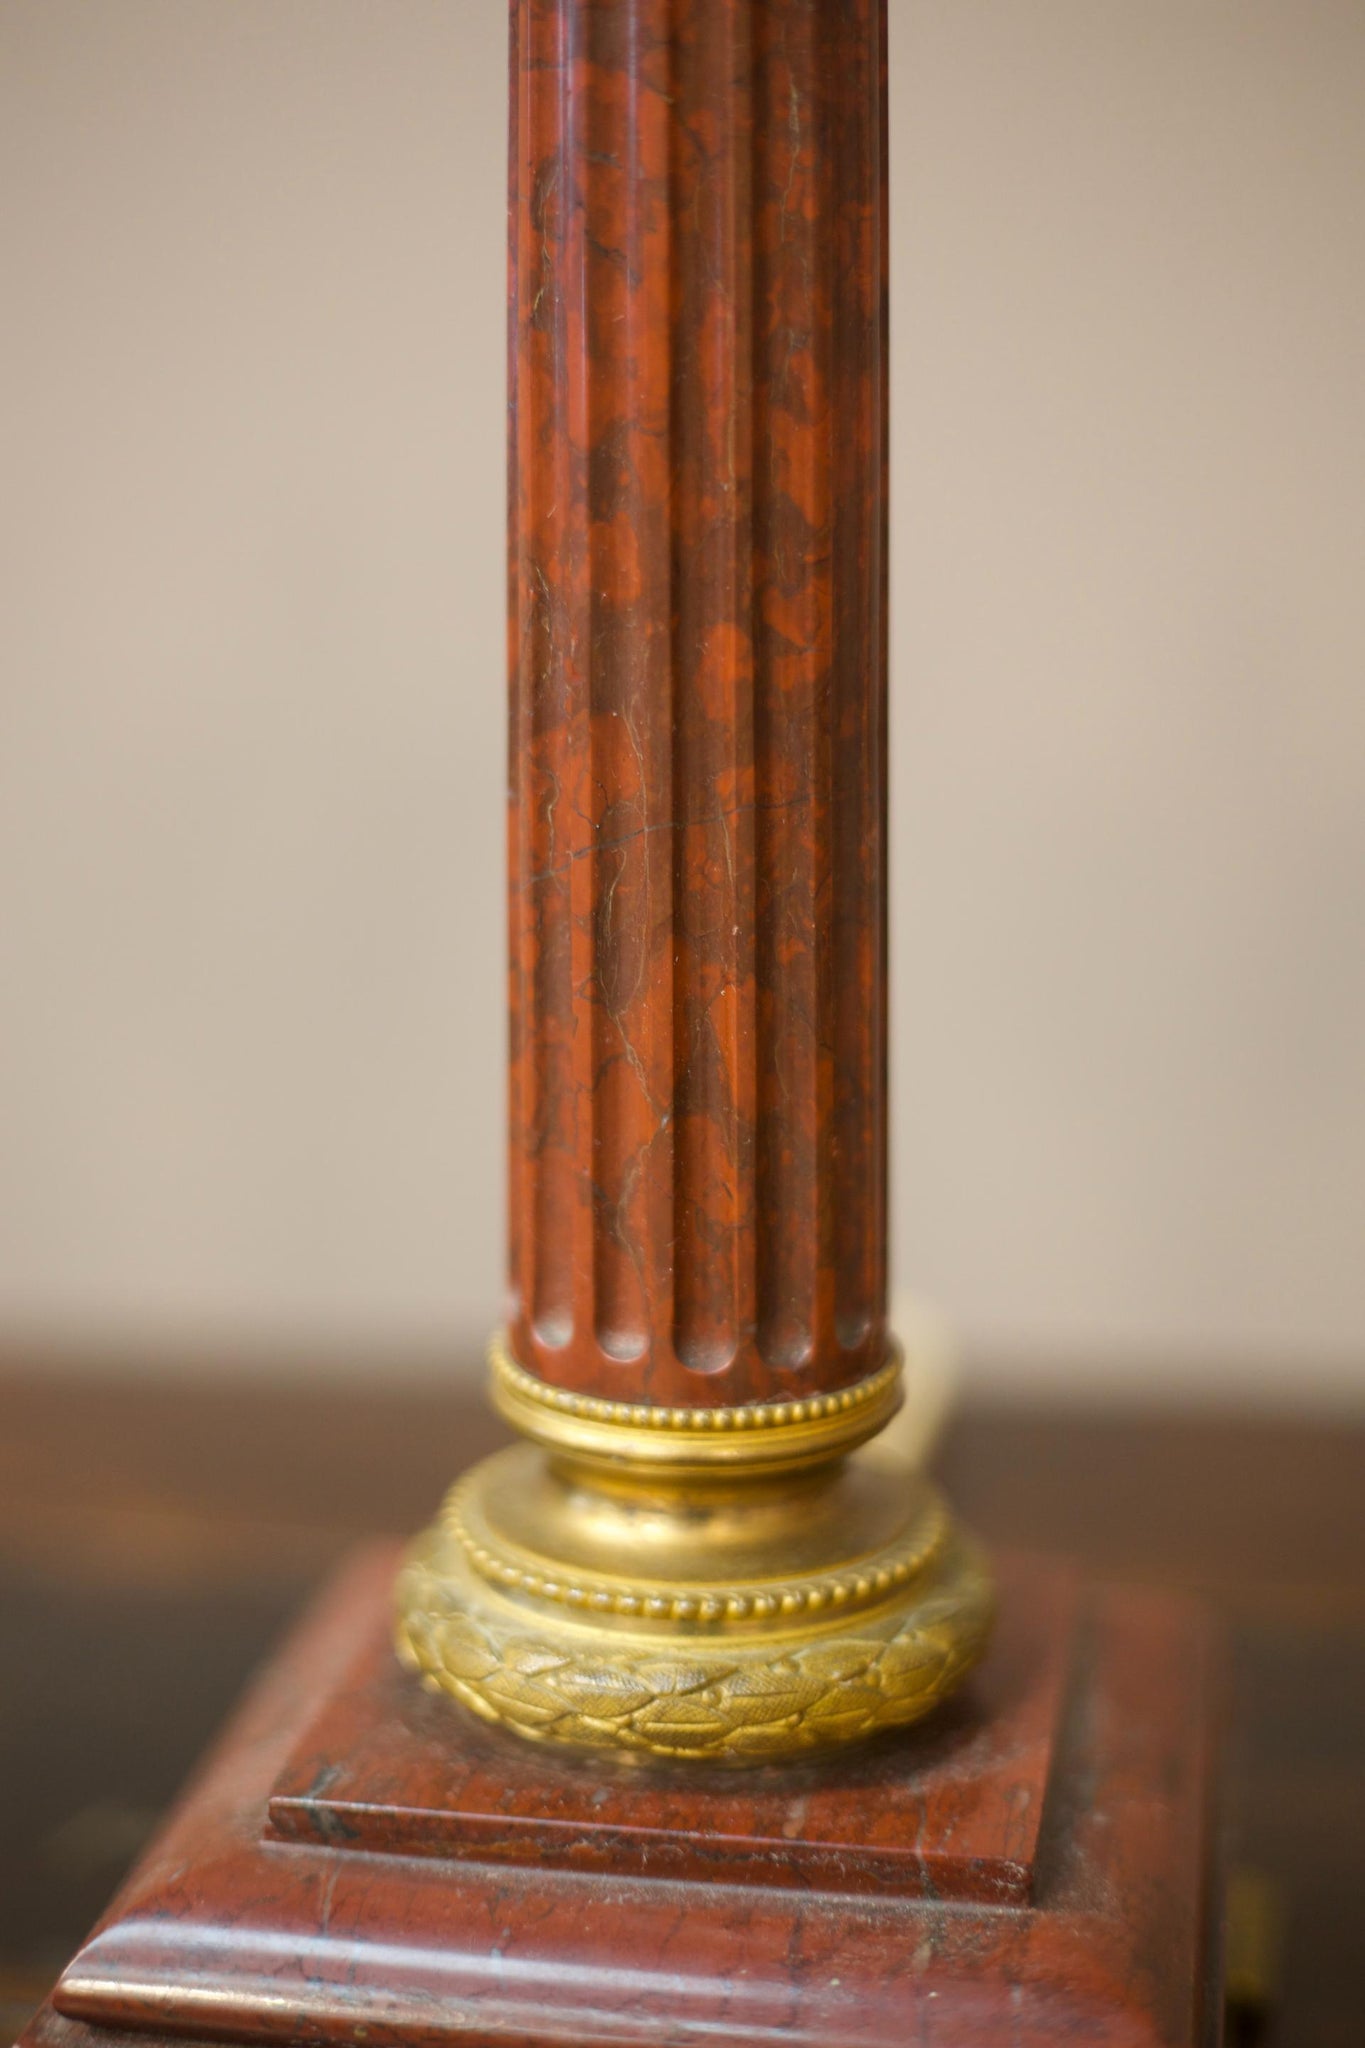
[507,0,888,1407]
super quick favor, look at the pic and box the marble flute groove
[507,0,889,1406]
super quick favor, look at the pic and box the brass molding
[489,1334,905,1474]
[396,1519,992,1761]
[395,1332,994,1764]
[446,1448,952,1622]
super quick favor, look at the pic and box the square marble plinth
[268,1551,1073,1902]
[25,1544,1223,2048]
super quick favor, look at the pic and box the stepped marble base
[23,1544,1223,2048]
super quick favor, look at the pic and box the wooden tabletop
[1,1359,1361,2046]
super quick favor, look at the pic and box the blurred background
[3,0,1364,1401]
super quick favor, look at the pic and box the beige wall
[3,1,1362,1400]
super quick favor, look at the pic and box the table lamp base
[22,1544,1223,2048]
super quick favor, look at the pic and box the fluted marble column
[506,0,889,1406]
[398,0,989,1757]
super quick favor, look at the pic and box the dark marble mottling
[507,0,890,1402]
